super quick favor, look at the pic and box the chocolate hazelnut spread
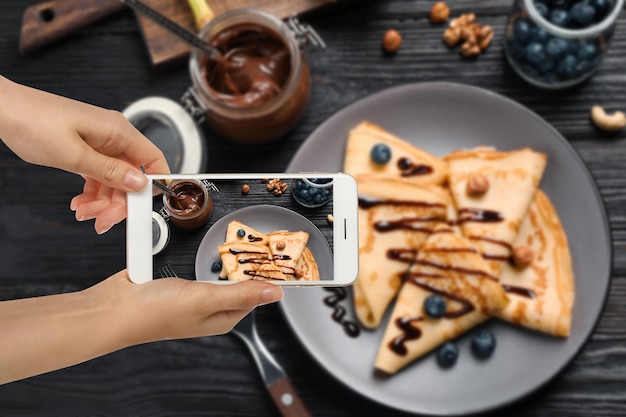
[164,180,213,230]
[204,24,291,109]
[189,9,312,144]
[168,182,205,215]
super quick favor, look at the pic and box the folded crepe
[444,147,547,277]
[354,177,450,329]
[495,190,575,337]
[295,247,320,281]
[267,231,310,278]
[344,121,448,185]
[375,226,509,374]
[218,242,287,281]
[220,220,270,278]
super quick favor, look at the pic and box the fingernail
[260,286,284,305]
[123,170,147,191]
[97,223,114,235]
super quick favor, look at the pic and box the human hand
[0,270,283,384]
[93,270,285,344]
[0,76,169,234]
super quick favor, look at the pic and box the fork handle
[267,376,312,417]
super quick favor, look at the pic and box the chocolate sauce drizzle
[248,234,263,242]
[358,197,446,210]
[451,208,504,225]
[323,288,360,338]
[502,284,536,299]
[374,216,445,233]
[386,248,417,264]
[397,157,433,177]
[389,317,423,355]
[229,248,293,280]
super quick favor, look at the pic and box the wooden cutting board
[19,0,335,67]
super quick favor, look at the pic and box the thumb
[77,148,147,192]
[210,281,284,311]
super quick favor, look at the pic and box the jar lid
[152,210,170,255]
[123,97,206,174]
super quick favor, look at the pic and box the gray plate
[280,82,611,415]
[195,205,333,281]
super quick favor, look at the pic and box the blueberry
[370,143,391,165]
[530,28,550,44]
[549,8,570,27]
[471,330,497,358]
[546,37,570,58]
[577,43,599,61]
[568,40,581,55]
[211,261,222,273]
[589,0,614,20]
[533,1,550,18]
[294,179,304,190]
[237,228,246,238]
[423,295,447,318]
[513,20,533,42]
[536,58,556,73]
[557,54,578,79]
[570,2,596,27]
[437,342,459,368]
[525,42,547,64]
[521,64,540,79]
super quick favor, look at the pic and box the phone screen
[150,176,335,282]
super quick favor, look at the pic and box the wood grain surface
[1,0,626,416]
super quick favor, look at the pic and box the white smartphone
[127,173,359,286]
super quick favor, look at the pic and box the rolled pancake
[496,190,575,337]
[445,147,547,277]
[375,227,509,374]
[344,121,448,185]
[355,177,449,328]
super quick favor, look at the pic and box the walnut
[266,178,287,195]
[241,184,250,194]
[430,2,450,24]
[460,39,481,57]
[512,246,534,269]
[477,25,494,51]
[382,29,402,53]
[276,241,286,250]
[466,174,490,195]
[443,26,462,46]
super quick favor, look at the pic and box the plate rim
[280,81,612,415]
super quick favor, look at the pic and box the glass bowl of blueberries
[292,177,333,208]
[505,0,623,88]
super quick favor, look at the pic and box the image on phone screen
[151,177,335,282]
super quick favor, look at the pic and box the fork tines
[159,264,179,279]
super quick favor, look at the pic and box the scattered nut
[477,25,494,50]
[512,246,534,269]
[261,178,269,183]
[443,12,490,57]
[276,241,286,250]
[382,29,402,53]
[466,174,490,195]
[241,184,250,194]
[443,26,462,46]
[430,2,450,23]
[460,40,481,57]
[295,268,304,278]
[266,178,288,195]
[327,214,334,224]
[590,105,626,132]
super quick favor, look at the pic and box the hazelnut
[276,241,286,250]
[430,2,450,23]
[382,29,402,53]
[327,214,334,224]
[241,184,250,194]
[443,26,462,46]
[466,174,490,195]
[295,268,304,278]
[512,246,534,269]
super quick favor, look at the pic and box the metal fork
[232,312,312,417]
[159,265,311,416]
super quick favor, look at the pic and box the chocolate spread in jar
[165,181,213,230]
[203,24,291,108]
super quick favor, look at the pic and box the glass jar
[292,178,333,208]
[505,0,623,89]
[186,9,313,144]
[163,179,213,229]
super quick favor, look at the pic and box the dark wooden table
[1,1,626,416]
